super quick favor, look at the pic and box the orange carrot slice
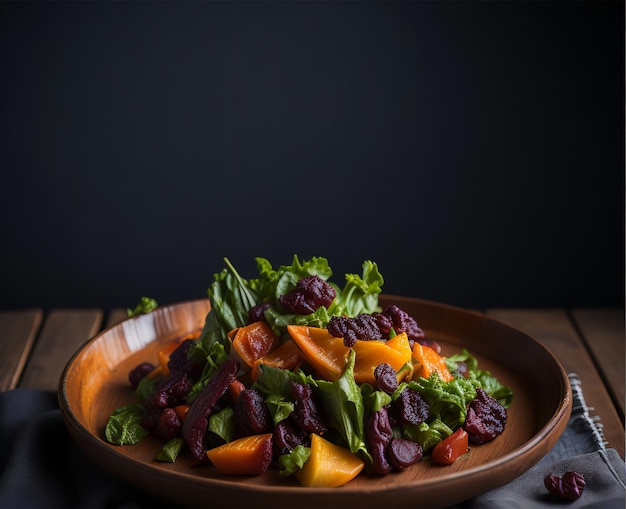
[231,321,281,368]
[287,325,349,381]
[296,433,365,487]
[412,343,454,382]
[206,433,273,475]
[251,339,304,382]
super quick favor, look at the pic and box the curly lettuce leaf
[360,382,393,414]
[402,418,453,452]
[329,260,384,317]
[199,255,383,342]
[278,444,311,478]
[409,373,478,431]
[445,349,513,407]
[250,255,333,304]
[263,304,332,337]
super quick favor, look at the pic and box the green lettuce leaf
[186,341,229,404]
[402,418,453,452]
[253,363,318,399]
[157,437,185,462]
[278,444,311,478]
[264,393,295,426]
[445,349,513,407]
[208,406,235,444]
[315,350,372,465]
[104,404,149,445]
[127,297,158,317]
[409,373,478,431]
[250,255,333,304]
[329,260,384,317]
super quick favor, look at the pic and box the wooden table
[1,306,624,459]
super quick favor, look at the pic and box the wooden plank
[486,308,625,459]
[571,308,625,419]
[19,309,103,391]
[0,309,44,391]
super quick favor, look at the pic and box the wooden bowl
[59,296,571,508]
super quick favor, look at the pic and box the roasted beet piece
[273,419,309,458]
[392,387,429,426]
[278,275,336,314]
[128,362,156,389]
[464,387,507,444]
[388,438,423,471]
[374,363,398,394]
[365,408,393,475]
[290,381,328,434]
[328,313,382,347]
[249,302,272,323]
[236,389,272,434]
[144,340,202,411]
[158,371,193,405]
[141,391,165,433]
[167,339,202,379]
[157,407,182,441]
[544,471,586,500]
[181,360,239,462]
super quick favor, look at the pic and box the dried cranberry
[374,313,393,335]
[544,471,585,500]
[374,363,398,394]
[278,275,336,314]
[377,305,425,342]
[388,438,423,471]
[392,387,429,426]
[464,387,507,444]
[328,314,382,347]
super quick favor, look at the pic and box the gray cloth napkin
[453,374,626,508]
[0,375,624,508]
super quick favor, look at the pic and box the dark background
[1,1,623,312]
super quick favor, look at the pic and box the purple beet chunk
[181,359,239,462]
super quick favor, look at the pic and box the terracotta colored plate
[58,296,571,508]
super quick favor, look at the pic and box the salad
[105,255,512,487]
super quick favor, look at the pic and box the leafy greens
[191,255,384,365]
